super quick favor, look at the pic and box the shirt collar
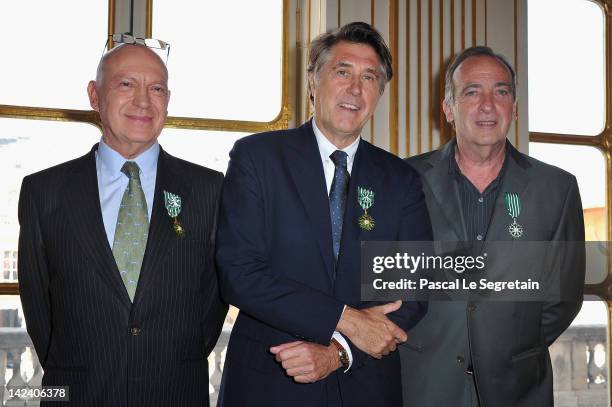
[449,138,510,191]
[449,138,510,172]
[97,138,160,178]
[312,118,360,165]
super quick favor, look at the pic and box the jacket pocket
[511,346,543,363]
[400,338,424,352]
[228,332,284,374]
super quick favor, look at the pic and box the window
[529,0,609,404]
[152,0,284,122]
[528,0,605,136]
[2,251,17,282]
[0,1,108,399]
[0,1,107,109]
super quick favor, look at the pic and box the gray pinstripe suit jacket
[18,145,227,407]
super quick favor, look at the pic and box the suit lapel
[64,145,132,309]
[422,142,468,241]
[486,142,530,241]
[133,149,190,306]
[285,122,335,282]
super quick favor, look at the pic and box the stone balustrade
[0,324,604,406]
[551,325,607,407]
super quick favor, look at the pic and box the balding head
[95,43,168,85]
[87,43,170,159]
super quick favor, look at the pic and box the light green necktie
[112,161,149,302]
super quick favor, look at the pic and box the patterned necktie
[112,161,149,302]
[329,150,350,263]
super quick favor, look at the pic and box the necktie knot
[330,150,348,169]
[121,161,141,180]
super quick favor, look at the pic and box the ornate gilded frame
[0,0,291,295]
[529,1,612,398]
[147,0,291,132]
[0,0,117,294]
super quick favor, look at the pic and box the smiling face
[87,44,170,158]
[443,55,516,151]
[309,41,383,147]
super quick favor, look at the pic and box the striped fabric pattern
[18,145,227,407]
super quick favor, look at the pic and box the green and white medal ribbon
[504,192,523,239]
[163,190,185,237]
[357,187,375,231]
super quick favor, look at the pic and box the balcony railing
[0,324,605,406]
[552,325,607,407]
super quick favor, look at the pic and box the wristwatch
[330,338,350,370]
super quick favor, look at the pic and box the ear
[307,73,316,101]
[512,100,518,121]
[442,100,454,124]
[164,89,171,116]
[87,81,99,111]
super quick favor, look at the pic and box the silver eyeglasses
[103,33,171,64]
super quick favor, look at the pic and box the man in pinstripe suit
[18,43,227,406]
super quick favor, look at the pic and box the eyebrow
[461,82,512,92]
[334,61,353,69]
[111,74,168,85]
[334,61,379,76]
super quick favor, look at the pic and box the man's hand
[336,300,407,359]
[270,341,341,383]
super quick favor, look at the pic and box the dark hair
[444,46,516,104]
[307,21,393,102]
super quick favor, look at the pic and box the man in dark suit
[18,42,227,406]
[401,46,585,407]
[216,22,432,407]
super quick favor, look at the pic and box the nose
[133,85,151,108]
[479,92,493,113]
[348,76,362,96]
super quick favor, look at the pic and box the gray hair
[444,46,516,105]
[307,21,393,102]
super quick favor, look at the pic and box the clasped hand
[270,300,407,383]
[336,300,407,359]
[270,341,341,383]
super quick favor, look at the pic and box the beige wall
[296,0,529,156]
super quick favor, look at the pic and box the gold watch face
[338,349,349,368]
[331,338,349,369]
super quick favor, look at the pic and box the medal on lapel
[357,187,375,231]
[504,192,523,239]
[163,190,185,237]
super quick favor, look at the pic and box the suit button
[456,355,465,364]
[467,303,477,312]
[130,327,141,336]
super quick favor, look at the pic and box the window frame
[0,0,291,294]
[0,0,117,294]
[147,0,291,133]
[529,1,612,399]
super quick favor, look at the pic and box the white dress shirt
[312,118,360,371]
